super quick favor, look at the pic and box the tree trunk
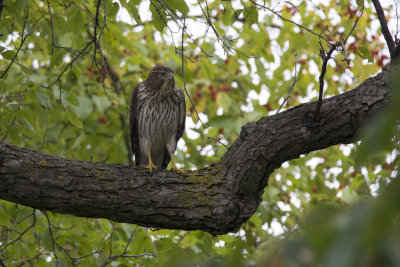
[0,66,392,235]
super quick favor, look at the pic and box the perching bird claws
[142,150,158,172]
[142,162,158,172]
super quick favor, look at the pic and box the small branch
[45,40,94,89]
[0,8,29,80]
[316,42,339,114]
[99,228,155,267]
[180,18,207,129]
[371,0,396,56]
[0,210,36,254]
[43,212,59,264]
[0,0,5,25]
[208,136,228,149]
[249,0,331,44]
[277,53,299,113]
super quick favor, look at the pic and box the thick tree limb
[0,67,392,235]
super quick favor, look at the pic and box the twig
[0,210,36,254]
[249,0,331,44]
[207,136,228,149]
[45,40,94,89]
[316,6,363,114]
[99,228,155,267]
[371,0,396,56]
[43,212,59,264]
[93,0,102,61]
[0,0,5,26]
[0,8,29,80]
[277,54,299,113]
[316,42,339,114]
[180,17,207,129]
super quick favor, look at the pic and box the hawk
[129,66,186,171]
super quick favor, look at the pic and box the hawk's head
[147,65,175,90]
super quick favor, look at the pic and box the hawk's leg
[168,150,183,172]
[142,150,158,172]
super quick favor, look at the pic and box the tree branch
[0,66,393,235]
[0,8,29,80]
[371,0,396,56]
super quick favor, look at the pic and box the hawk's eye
[161,72,166,77]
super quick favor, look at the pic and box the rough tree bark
[0,66,393,235]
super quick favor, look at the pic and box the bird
[129,65,186,171]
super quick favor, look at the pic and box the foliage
[0,0,398,266]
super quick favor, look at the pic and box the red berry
[312,186,317,192]
[100,67,107,76]
[99,116,107,124]
[219,84,231,91]
[264,103,272,111]
[298,59,307,65]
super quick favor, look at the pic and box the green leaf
[43,229,53,250]
[244,7,258,26]
[29,73,47,84]
[231,9,243,24]
[67,70,79,85]
[52,15,67,36]
[67,7,85,32]
[222,7,233,26]
[16,0,28,13]
[66,109,83,128]
[50,51,64,67]
[358,46,373,63]
[71,96,93,120]
[356,0,364,7]
[16,62,32,74]
[127,1,142,24]
[2,50,16,60]
[150,2,166,32]
[167,0,190,15]
[36,91,51,109]
[92,95,111,114]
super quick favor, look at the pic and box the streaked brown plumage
[129,65,186,170]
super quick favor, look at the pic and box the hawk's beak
[168,72,174,80]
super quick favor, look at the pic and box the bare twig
[99,228,155,267]
[0,0,5,26]
[208,136,228,149]
[45,40,94,89]
[180,18,207,129]
[316,42,338,114]
[249,0,331,44]
[0,210,36,254]
[371,0,396,56]
[316,6,363,114]
[0,8,29,80]
[277,54,299,113]
[43,212,59,264]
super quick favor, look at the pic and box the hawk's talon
[142,150,158,172]
[169,151,184,172]
[142,162,158,172]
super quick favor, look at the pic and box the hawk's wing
[129,83,142,165]
[176,86,186,141]
[161,86,186,169]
